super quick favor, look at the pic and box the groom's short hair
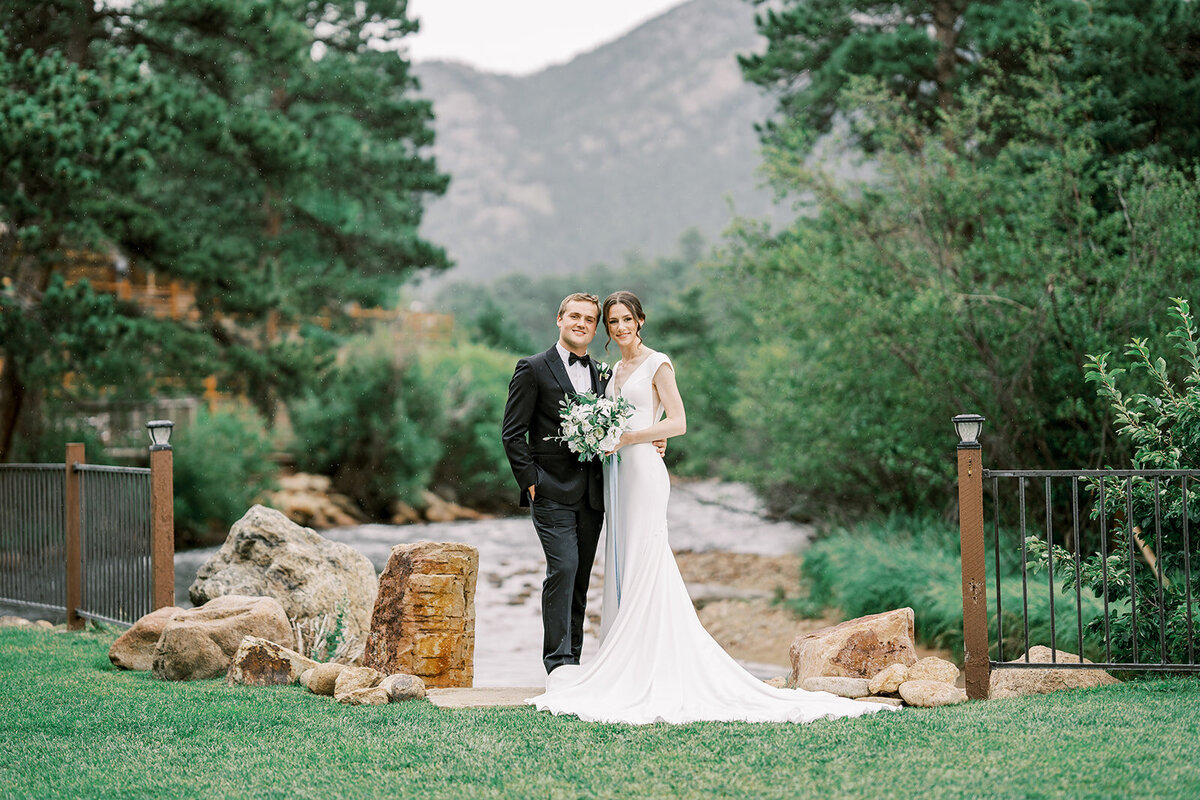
[558,292,600,318]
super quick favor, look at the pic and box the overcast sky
[405,0,692,75]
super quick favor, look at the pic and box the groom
[501,292,608,674]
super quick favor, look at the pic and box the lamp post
[954,413,990,700]
[65,442,86,630]
[147,420,175,610]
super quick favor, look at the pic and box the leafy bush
[1028,298,1200,664]
[419,343,521,512]
[173,406,276,547]
[286,331,534,519]
[796,515,1104,661]
[700,42,1200,519]
[288,335,442,520]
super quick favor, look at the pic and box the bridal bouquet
[546,391,633,462]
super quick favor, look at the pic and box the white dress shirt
[556,342,593,394]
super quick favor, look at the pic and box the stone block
[363,541,478,688]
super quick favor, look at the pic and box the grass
[4,628,1200,799]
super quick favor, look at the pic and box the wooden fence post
[955,416,990,699]
[149,426,175,610]
[65,442,85,631]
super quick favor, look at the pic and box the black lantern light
[147,420,174,451]
[951,414,985,449]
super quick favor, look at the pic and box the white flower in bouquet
[544,391,634,462]
[598,429,623,453]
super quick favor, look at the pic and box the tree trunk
[932,0,965,114]
[66,0,98,66]
[0,257,53,462]
[0,359,24,463]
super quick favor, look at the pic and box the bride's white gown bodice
[530,350,896,724]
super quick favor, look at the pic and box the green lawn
[3,628,1200,799]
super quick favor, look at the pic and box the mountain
[412,0,780,283]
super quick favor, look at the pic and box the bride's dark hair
[601,290,646,352]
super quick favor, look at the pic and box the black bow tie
[568,352,591,368]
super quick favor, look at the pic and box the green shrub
[288,336,442,519]
[286,332,528,519]
[419,342,520,512]
[1028,297,1200,664]
[173,406,276,547]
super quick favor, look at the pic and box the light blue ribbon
[607,454,622,607]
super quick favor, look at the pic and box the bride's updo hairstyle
[602,290,646,351]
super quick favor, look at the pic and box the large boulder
[152,595,293,681]
[788,608,918,687]
[189,505,378,660]
[989,646,1120,699]
[109,606,184,671]
[363,541,478,688]
[226,636,319,686]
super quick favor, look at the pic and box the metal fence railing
[0,432,174,629]
[985,470,1200,675]
[954,414,1200,699]
[78,464,154,627]
[0,464,66,616]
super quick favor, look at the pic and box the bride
[529,291,897,724]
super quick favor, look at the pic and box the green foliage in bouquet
[1026,298,1200,664]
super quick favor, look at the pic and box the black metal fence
[77,464,154,626]
[0,441,171,628]
[0,465,67,617]
[985,468,1200,674]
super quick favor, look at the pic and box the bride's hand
[604,432,634,457]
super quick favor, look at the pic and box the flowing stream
[172,480,813,687]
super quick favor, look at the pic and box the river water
[172,480,814,687]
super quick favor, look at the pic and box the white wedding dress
[529,351,897,724]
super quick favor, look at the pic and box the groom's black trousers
[531,495,604,673]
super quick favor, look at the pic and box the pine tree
[739,0,1200,163]
[0,0,449,458]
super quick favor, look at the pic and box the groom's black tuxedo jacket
[501,345,607,510]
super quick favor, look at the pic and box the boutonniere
[596,361,612,381]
